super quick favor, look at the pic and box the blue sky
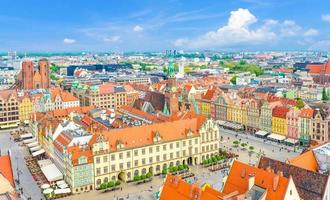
[1,0,330,52]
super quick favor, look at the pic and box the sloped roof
[223,160,289,200]
[258,156,327,200]
[160,174,225,200]
[307,60,330,74]
[67,146,93,166]
[0,155,14,187]
[272,106,289,118]
[288,150,319,172]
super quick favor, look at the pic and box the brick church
[307,59,330,84]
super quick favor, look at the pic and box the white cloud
[103,36,121,42]
[303,28,319,37]
[133,25,143,32]
[322,14,330,22]
[308,40,330,51]
[174,8,276,48]
[63,38,76,44]
[279,20,301,37]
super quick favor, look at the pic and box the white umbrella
[56,180,65,185]
[58,183,68,189]
[43,188,54,194]
[41,184,50,189]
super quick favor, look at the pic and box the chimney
[248,173,255,190]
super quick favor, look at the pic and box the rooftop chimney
[248,173,255,190]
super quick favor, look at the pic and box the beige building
[89,116,219,187]
[72,83,128,109]
[0,90,19,129]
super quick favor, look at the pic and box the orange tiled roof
[307,60,330,74]
[299,108,314,118]
[288,150,319,172]
[223,160,290,200]
[53,133,72,152]
[272,106,289,118]
[67,146,93,166]
[92,116,205,151]
[160,174,225,200]
[0,155,14,187]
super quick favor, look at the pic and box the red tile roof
[272,106,289,118]
[223,160,290,200]
[160,174,226,200]
[0,155,15,187]
[299,108,314,118]
[307,60,330,74]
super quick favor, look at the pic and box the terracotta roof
[202,89,216,101]
[258,156,327,200]
[272,106,289,118]
[160,174,226,200]
[288,150,319,172]
[0,155,14,187]
[299,108,314,118]
[92,116,205,151]
[307,60,330,74]
[50,88,78,102]
[0,90,17,101]
[67,146,93,166]
[53,133,72,152]
[223,160,289,200]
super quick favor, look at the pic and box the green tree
[241,143,247,149]
[230,76,237,85]
[249,146,255,151]
[322,87,329,101]
[295,98,305,109]
[233,140,240,147]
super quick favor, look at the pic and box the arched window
[96,179,101,185]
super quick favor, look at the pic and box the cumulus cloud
[63,38,76,44]
[303,28,319,37]
[103,36,121,42]
[133,25,143,32]
[322,14,330,22]
[174,8,277,48]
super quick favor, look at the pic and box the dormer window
[116,140,125,150]
[153,131,162,143]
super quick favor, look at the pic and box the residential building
[286,108,301,140]
[72,83,129,109]
[18,96,34,123]
[310,107,330,143]
[246,98,261,133]
[272,106,290,136]
[298,108,313,145]
[0,90,19,129]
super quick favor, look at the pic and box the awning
[54,188,71,195]
[23,138,36,144]
[40,163,63,182]
[30,145,41,152]
[32,149,45,157]
[285,138,298,144]
[217,120,226,126]
[255,130,269,137]
[27,141,39,148]
[20,133,33,139]
[267,134,286,141]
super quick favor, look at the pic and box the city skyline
[1,0,330,52]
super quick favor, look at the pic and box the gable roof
[307,60,330,74]
[258,156,328,200]
[288,150,319,172]
[223,160,289,200]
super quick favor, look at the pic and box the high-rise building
[21,60,34,90]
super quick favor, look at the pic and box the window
[149,147,153,153]
[103,156,108,163]
[176,151,180,157]
[156,155,160,162]
[126,151,131,158]
[183,141,186,147]
[163,154,167,160]
[111,165,115,171]
[96,168,101,175]
[134,150,138,156]
[119,153,123,159]
[176,142,179,148]
[119,163,124,170]
[189,140,192,146]
[170,143,173,149]
[195,147,198,154]
[195,138,198,144]
[142,158,146,165]
[156,146,160,152]
[111,155,115,161]
[149,157,153,163]
[127,162,131,168]
[96,157,100,164]
[170,153,173,159]
[142,148,146,155]
[163,145,166,150]
[103,166,108,174]
[134,160,138,166]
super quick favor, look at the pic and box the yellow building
[19,96,34,123]
[271,106,289,136]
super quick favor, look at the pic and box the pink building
[286,108,301,140]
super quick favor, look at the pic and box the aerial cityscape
[1,1,330,200]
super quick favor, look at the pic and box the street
[0,128,45,200]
